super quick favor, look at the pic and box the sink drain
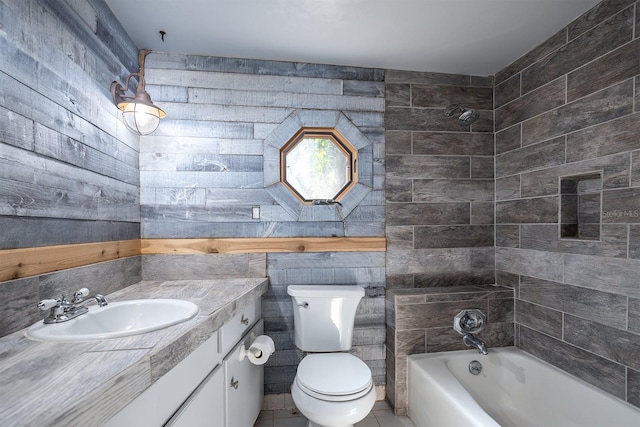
[469,360,483,375]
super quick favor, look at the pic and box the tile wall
[384,70,495,289]
[494,0,640,407]
[384,69,497,411]
[386,285,514,414]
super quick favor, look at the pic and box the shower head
[444,105,480,126]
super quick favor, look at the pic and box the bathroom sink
[26,299,199,342]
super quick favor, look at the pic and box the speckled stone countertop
[0,278,268,427]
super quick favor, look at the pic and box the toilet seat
[296,353,373,402]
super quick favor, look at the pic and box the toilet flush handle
[296,301,309,309]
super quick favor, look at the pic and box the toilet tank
[287,285,364,352]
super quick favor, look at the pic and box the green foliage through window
[281,129,356,203]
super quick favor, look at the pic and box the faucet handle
[73,288,90,303]
[38,299,60,311]
[454,309,487,334]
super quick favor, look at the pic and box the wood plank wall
[0,0,141,251]
[0,237,386,282]
[140,53,386,239]
[0,240,140,282]
[141,53,388,394]
[141,237,386,254]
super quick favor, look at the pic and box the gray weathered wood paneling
[1,0,140,251]
[264,251,386,392]
[141,51,387,395]
[142,51,385,240]
[0,217,138,249]
[146,53,385,82]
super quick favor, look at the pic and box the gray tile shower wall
[384,69,497,414]
[385,285,514,415]
[141,54,387,395]
[385,70,495,289]
[494,0,640,409]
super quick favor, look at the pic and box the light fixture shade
[118,101,165,135]
[120,103,162,135]
[110,50,166,136]
[118,91,166,135]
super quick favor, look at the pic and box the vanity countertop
[0,278,268,427]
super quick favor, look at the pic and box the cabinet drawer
[224,320,264,427]
[219,299,261,356]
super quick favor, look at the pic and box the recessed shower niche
[560,173,602,240]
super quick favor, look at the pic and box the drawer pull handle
[230,377,239,389]
[240,315,249,326]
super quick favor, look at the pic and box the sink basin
[26,299,199,342]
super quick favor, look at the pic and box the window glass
[281,129,356,203]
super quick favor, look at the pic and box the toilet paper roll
[246,335,275,365]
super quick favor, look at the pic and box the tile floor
[254,400,416,427]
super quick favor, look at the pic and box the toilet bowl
[291,353,376,427]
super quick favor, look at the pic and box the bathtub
[408,347,640,427]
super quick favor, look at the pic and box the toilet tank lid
[287,285,364,298]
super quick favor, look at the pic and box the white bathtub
[408,347,640,427]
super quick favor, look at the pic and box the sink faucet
[94,294,108,307]
[463,333,488,355]
[38,288,108,324]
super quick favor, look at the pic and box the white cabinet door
[166,364,225,427]
[224,320,264,427]
[105,331,221,427]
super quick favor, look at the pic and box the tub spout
[463,333,488,355]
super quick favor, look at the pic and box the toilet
[288,285,376,427]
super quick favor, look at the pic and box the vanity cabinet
[224,321,264,427]
[105,299,263,427]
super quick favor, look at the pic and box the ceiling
[105,0,601,77]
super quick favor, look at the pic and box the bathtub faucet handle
[454,309,488,355]
[462,313,480,329]
[453,309,486,334]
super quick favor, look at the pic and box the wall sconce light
[110,49,165,135]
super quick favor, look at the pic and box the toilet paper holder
[239,342,263,360]
[239,333,275,365]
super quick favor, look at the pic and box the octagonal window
[281,128,357,203]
